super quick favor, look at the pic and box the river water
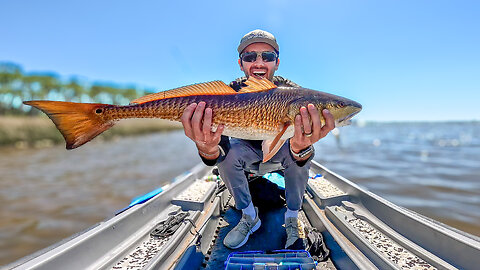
[1,122,479,265]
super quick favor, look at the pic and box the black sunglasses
[240,51,278,63]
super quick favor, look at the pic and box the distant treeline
[0,62,152,115]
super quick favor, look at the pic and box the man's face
[238,43,280,81]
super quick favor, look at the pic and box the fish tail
[23,100,115,149]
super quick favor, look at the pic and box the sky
[1,0,479,121]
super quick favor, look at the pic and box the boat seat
[172,179,217,211]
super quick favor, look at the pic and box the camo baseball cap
[237,29,279,54]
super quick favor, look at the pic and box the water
[1,122,479,265]
[0,131,199,266]
[315,121,480,235]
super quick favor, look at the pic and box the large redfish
[23,77,361,162]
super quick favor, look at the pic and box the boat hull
[8,161,480,270]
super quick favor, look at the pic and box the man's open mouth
[251,70,267,78]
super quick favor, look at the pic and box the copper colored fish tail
[22,100,114,149]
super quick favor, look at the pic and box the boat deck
[203,203,336,269]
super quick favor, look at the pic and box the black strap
[150,212,190,238]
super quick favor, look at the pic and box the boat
[6,160,480,270]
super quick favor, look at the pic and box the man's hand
[181,102,224,159]
[290,104,335,160]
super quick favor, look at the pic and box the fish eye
[95,108,103,114]
[338,101,345,108]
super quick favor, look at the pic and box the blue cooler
[224,250,317,270]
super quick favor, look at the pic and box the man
[181,29,334,249]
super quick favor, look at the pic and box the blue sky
[1,0,479,121]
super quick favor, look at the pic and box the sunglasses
[240,51,278,63]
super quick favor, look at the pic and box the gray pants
[217,138,311,211]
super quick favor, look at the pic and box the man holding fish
[24,28,360,249]
[181,30,335,249]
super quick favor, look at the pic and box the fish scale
[105,89,294,139]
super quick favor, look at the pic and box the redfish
[23,77,361,162]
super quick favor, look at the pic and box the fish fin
[130,81,236,104]
[262,139,287,163]
[23,101,114,149]
[262,123,290,162]
[238,77,277,93]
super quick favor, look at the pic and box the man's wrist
[290,145,302,154]
[289,140,308,154]
[289,141,314,160]
[197,145,222,159]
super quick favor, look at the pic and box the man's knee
[219,142,255,167]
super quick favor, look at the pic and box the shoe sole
[225,219,261,249]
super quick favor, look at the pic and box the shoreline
[0,116,183,150]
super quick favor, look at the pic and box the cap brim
[237,38,279,54]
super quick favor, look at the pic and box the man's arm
[289,104,335,162]
[181,102,225,163]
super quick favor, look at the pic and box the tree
[0,62,151,115]
[64,78,84,102]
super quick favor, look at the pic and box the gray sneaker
[285,217,305,248]
[223,207,261,249]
